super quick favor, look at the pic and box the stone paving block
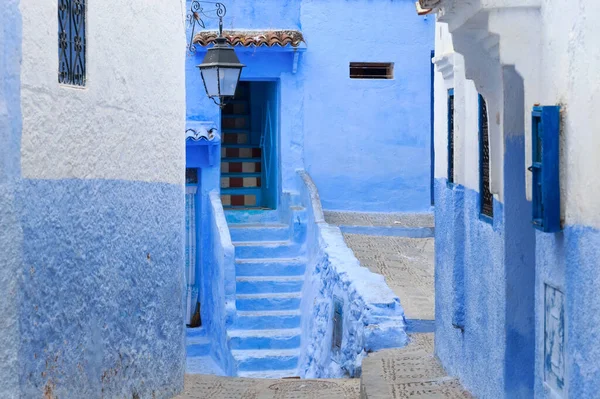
[324,212,434,228]
[343,234,435,320]
[360,334,472,399]
[175,375,361,399]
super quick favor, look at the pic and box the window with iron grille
[447,89,455,184]
[479,95,493,218]
[349,63,394,79]
[59,0,86,86]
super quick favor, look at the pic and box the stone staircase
[225,208,307,378]
[186,327,225,376]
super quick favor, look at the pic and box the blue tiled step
[232,349,300,372]
[236,276,304,294]
[233,240,301,259]
[222,172,261,178]
[235,258,306,277]
[236,292,302,311]
[228,328,301,350]
[221,157,261,163]
[229,223,290,242]
[234,310,301,329]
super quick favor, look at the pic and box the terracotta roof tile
[193,30,305,48]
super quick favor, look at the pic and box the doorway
[220,81,279,209]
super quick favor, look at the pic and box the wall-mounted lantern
[188,1,245,108]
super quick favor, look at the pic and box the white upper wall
[539,0,600,227]
[20,1,186,185]
[436,0,600,226]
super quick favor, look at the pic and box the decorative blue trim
[531,105,561,232]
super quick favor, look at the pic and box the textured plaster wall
[301,0,434,212]
[13,0,187,397]
[0,0,23,397]
[433,26,535,398]
[534,3,600,397]
[187,0,434,212]
[297,171,407,379]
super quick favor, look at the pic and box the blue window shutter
[531,105,561,232]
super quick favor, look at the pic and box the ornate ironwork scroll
[58,0,86,86]
[187,1,226,54]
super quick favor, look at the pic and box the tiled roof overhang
[193,30,305,48]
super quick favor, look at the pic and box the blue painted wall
[186,0,434,213]
[16,179,185,398]
[0,0,23,396]
[301,0,434,212]
[435,135,536,399]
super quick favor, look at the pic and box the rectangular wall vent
[349,62,394,79]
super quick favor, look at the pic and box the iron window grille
[479,95,493,218]
[447,89,455,184]
[349,62,394,79]
[59,0,86,86]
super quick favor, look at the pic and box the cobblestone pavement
[175,376,360,399]
[360,334,473,399]
[324,212,434,228]
[342,234,434,320]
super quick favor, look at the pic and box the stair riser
[229,335,301,350]
[230,226,290,242]
[236,280,304,294]
[236,262,306,277]
[235,356,299,372]
[236,297,301,311]
[186,343,211,357]
[234,314,301,330]
[234,244,302,259]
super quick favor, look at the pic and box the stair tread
[236,292,302,299]
[221,157,261,162]
[237,310,301,316]
[238,370,299,379]
[229,328,302,338]
[236,276,304,282]
[232,240,291,246]
[222,172,261,178]
[229,223,287,229]
[222,144,261,149]
[187,336,211,345]
[231,349,300,358]
[236,257,306,264]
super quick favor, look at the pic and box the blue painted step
[225,209,280,224]
[232,349,300,372]
[228,328,301,350]
[235,258,306,277]
[186,328,211,357]
[233,240,302,259]
[229,223,289,242]
[234,310,302,329]
[236,276,304,294]
[236,292,302,311]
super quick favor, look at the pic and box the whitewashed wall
[20,0,187,184]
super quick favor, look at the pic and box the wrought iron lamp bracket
[187,1,226,54]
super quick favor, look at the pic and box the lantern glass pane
[200,67,219,97]
[219,67,242,97]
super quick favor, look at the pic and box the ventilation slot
[349,62,394,79]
